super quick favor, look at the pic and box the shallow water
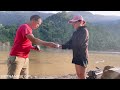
[0,47,120,76]
[0,48,75,76]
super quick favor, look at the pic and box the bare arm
[26,34,58,48]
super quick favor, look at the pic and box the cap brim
[68,20,78,24]
[68,20,86,24]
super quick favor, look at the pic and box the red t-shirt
[10,24,32,58]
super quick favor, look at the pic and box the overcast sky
[38,11,120,16]
[89,11,120,16]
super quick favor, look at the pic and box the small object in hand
[57,44,60,48]
[34,45,41,50]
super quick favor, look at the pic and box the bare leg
[75,64,86,79]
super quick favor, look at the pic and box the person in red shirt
[7,15,58,79]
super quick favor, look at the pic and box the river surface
[0,47,120,76]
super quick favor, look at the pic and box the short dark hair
[30,15,41,21]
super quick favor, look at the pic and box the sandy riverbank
[28,74,77,79]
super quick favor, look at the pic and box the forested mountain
[1,11,120,51]
[37,12,74,44]
[33,12,120,51]
[87,23,120,51]
[0,11,53,25]
[68,11,120,23]
[1,11,120,25]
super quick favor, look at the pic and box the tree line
[0,12,120,51]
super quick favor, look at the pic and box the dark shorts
[72,58,88,68]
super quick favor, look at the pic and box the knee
[76,72,85,79]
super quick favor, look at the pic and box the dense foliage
[1,12,120,51]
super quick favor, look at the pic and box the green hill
[0,11,53,26]
[1,11,120,51]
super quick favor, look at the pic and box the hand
[31,45,42,52]
[56,44,62,49]
[59,45,62,49]
[34,45,41,51]
[48,42,59,48]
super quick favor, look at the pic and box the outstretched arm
[26,34,58,48]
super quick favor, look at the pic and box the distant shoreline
[89,51,120,54]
